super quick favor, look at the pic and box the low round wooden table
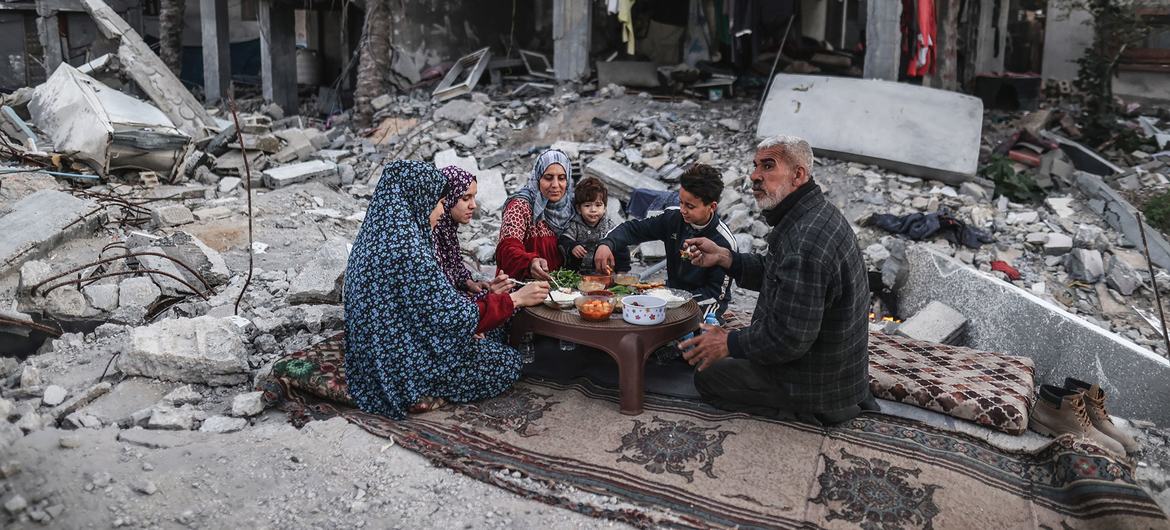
[510,300,702,415]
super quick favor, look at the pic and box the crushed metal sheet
[433,47,492,102]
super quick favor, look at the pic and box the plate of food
[544,288,581,309]
[642,288,693,309]
[631,279,666,290]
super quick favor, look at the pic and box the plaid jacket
[727,184,870,413]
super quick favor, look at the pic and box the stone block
[147,404,205,431]
[230,392,264,417]
[899,244,1170,425]
[151,204,195,227]
[136,246,198,296]
[434,100,488,126]
[156,231,231,286]
[200,415,246,433]
[287,240,350,304]
[1106,255,1145,296]
[1043,233,1073,255]
[118,277,161,309]
[41,385,67,407]
[83,283,119,312]
[217,176,241,194]
[433,148,479,175]
[262,160,338,189]
[896,301,967,344]
[0,190,102,274]
[757,74,983,185]
[639,241,666,261]
[119,316,249,385]
[18,260,52,297]
[476,169,508,214]
[45,286,99,320]
[1065,249,1104,283]
[584,157,667,203]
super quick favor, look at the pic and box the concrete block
[1064,248,1104,283]
[433,148,479,175]
[584,157,668,203]
[45,286,100,320]
[137,246,198,296]
[0,190,101,275]
[217,176,241,193]
[898,244,1170,425]
[1043,233,1073,255]
[119,316,249,385]
[433,100,487,126]
[1072,170,1170,270]
[118,277,161,309]
[639,241,666,261]
[82,283,119,312]
[896,301,967,345]
[261,160,338,189]
[200,415,246,433]
[156,231,231,286]
[151,204,195,227]
[287,239,349,304]
[230,391,264,417]
[476,169,507,214]
[757,74,983,185]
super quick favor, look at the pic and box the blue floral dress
[344,160,522,420]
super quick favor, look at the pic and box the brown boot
[1065,378,1141,454]
[1030,385,1126,457]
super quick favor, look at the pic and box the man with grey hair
[678,134,875,425]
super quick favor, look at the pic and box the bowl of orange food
[575,294,616,322]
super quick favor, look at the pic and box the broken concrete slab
[156,231,231,286]
[476,169,507,214]
[199,415,246,433]
[262,160,338,189]
[49,382,112,423]
[29,64,191,178]
[152,204,195,227]
[0,190,102,275]
[118,316,249,385]
[898,244,1170,425]
[433,148,479,175]
[433,100,488,126]
[136,246,199,296]
[757,74,983,185]
[897,301,967,345]
[1065,249,1105,283]
[80,0,215,138]
[583,157,668,203]
[287,240,350,304]
[230,392,264,417]
[118,277,161,309]
[83,284,119,312]
[1106,254,1145,296]
[45,286,101,320]
[1072,170,1170,270]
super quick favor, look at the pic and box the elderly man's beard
[753,184,783,210]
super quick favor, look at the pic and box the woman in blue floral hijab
[344,161,547,419]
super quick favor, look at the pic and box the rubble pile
[5,35,1170,526]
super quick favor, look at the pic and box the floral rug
[260,334,1167,529]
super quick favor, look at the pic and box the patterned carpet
[260,335,1168,529]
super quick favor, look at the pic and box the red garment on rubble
[495,199,563,280]
[474,293,514,334]
[990,260,1022,281]
[902,0,936,77]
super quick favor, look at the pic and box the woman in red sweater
[495,149,575,280]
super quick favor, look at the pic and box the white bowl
[642,288,693,309]
[621,295,667,326]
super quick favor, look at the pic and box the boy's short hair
[574,177,608,207]
[679,164,723,205]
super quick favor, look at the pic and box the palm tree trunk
[159,0,185,76]
[354,0,391,127]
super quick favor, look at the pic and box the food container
[578,280,605,293]
[621,295,667,326]
[575,294,616,322]
[544,290,580,309]
[613,274,638,286]
[642,288,693,309]
[581,274,613,287]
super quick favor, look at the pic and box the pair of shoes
[1029,379,1139,457]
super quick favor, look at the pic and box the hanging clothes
[903,0,936,77]
[618,0,637,54]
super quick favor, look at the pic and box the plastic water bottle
[701,312,720,331]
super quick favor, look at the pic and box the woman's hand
[487,272,511,294]
[465,279,486,294]
[572,245,588,259]
[510,281,550,307]
[529,258,552,281]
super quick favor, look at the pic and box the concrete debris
[262,160,338,189]
[118,277,162,309]
[287,240,350,304]
[434,100,488,126]
[41,386,67,407]
[230,392,265,417]
[897,300,968,345]
[0,190,102,275]
[119,316,249,385]
[1106,255,1145,296]
[1065,248,1105,283]
[152,204,195,227]
[199,415,247,433]
[147,405,205,431]
[584,157,668,203]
